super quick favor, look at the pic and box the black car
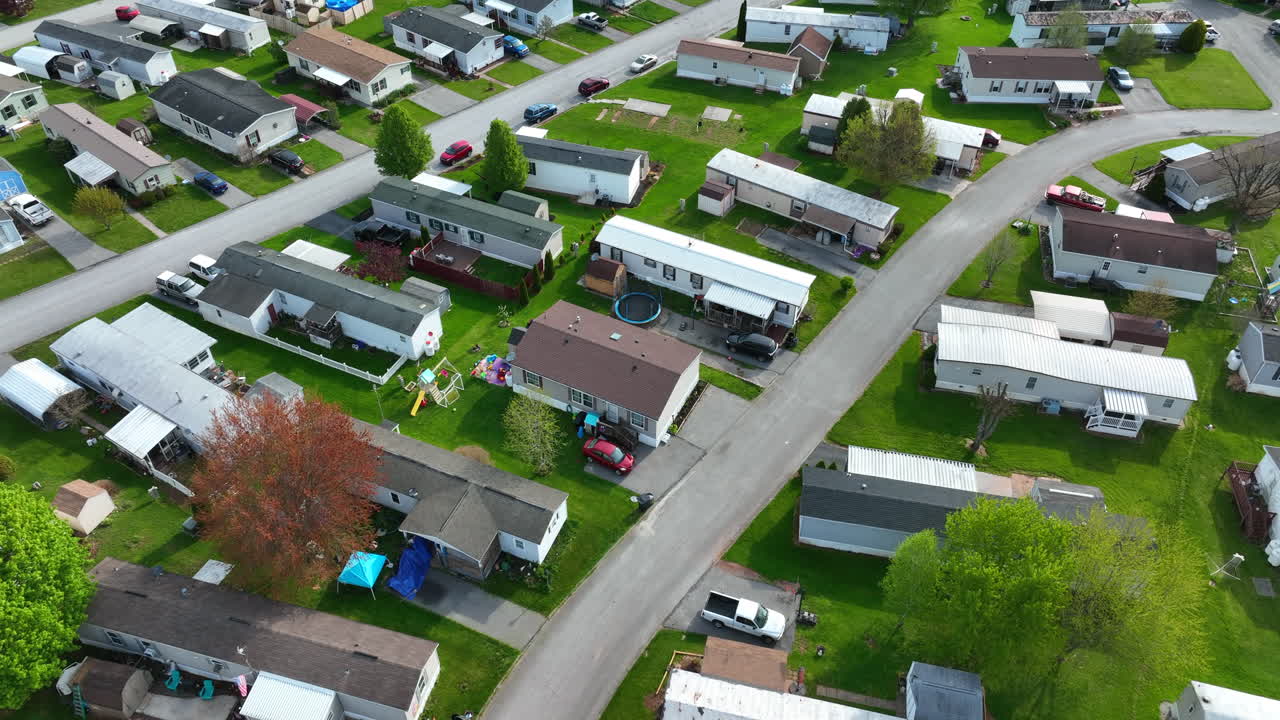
[726,332,780,362]
[268,148,305,174]
[523,103,558,123]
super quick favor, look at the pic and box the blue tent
[388,537,432,600]
[338,552,387,597]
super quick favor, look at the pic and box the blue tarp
[388,537,432,600]
[338,551,387,589]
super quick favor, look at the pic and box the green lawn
[1091,136,1252,185]
[697,365,763,401]
[1097,80,1122,107]
[550,24,616,53]
[138,184,227,234]
[471,254,531,286]
[486,60,545,86]
[1057,174,1118,211]
[946,224,1058,305]
[629,1,680,23]
[600,631,707,720]
[1101,48,1271,110]
[969,151,1007,181]
[608,13,653,35]
[338,100,440,147]
[291,138,344,171]
[445,77,508,101]
[0,243,75,301]
[336,196,373,220]
[519,36,586,65]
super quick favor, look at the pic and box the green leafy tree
[874,0,951,30]
[834,95,870,150]
[736,1,747,40]
[1044,4,1088,49]
[374,104,432,180]
[836,100,935,190]
[503,394,564,475]
[321,99,342,130]
[0,454,14,481]
[1179,19,1206,53]
[1112,24,1155,66]
[542,250,555,283]
[482,119,528,197]
[0,484,95,709]
[72,186,125,230]
[880,529,941,640]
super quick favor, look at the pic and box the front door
[267,303,279,324]
[1097,261,1111,279]
[605,402,620,423]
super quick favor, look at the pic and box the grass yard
[0,243,75,301]
[471,254,532,286]
[486,60,545,86]
[969,151,1007,181]
[291,138,344,171]
[550,24,615,53]
[1100,48,1271,110]
[1096,80,1122,107]
[338,100,440,147]
[1057,174,1118,210]
[260,226,366,265]
[600,631,707,720]
[946,224,1064,305]
[629,1,680,23]
[608,13,654,35]
[518,36,586,65]
[336,196,373,220]
[1091,136,1252,185]
[445,77,508,101]
[697,364,763,401]
[138,184,227,234]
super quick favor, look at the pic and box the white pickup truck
[576,12,608,30]
[156,271,203,305]
[701,590,786,645]
[6,193,53,226]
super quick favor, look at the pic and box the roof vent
[861,483,867,489]
[228,616,251,625]
[353,650,379,661]
[609,332,622,341]
[124,590,149,599]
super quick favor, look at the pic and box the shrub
[840,276,855,293]
[0,454,15,481]
[518,282,531,307]
[1179,20,1206,53]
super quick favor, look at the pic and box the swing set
[406,356,465,415]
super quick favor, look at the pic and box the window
[775,300,790,315]
[390,491,401,504]
[1101,261,1112,271]
[406,210,421,224]
[1137,266,1148,274]
[299,59,310,71]
[629,410,647,430]
[528,161,537,175]
[246,130,260,147]
[570,388,595,409]
[81,50,91,60]
[497,34,506,46]
[663,264,676,281]
[60,42,71,53]
[469,230,485,244]
[401,65,411,75]
[712,61,718,69]
[1108,26,1120,37]
[784,24,791,36]
[428,218,443,231]
[514,538,525,549]
[971,368,983,376]
[1015,80,1027,93]
[20,94,37,109]
[690,273,703,290]
[1161,398,1174,409]
[106,631,125,647]
[1026,377,1037,390]
[345,78,361,91]
[144,175,160,189]
[610,247,623,261]
[526,12,535,22]
[180,114,192,124]
[989,81,1003,93]
[1,106,15,120]
[405,32,415,44]
[643,257,656,268]
[524,370,542,388]
[373,78,387,93]
[216,309,222,318]
[444,223,459,233]
[1272,366,1280,382]
[194,122,211,139]
[1034,81,1052,93]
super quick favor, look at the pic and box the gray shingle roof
[150,69,291,136]
[41,103,170,182]
[212,242,438,335]
[907,662,985,720]
[196,272,274,316]
[505,0,559,12]
[387,6,498,53]
[497,189,547,217]
[372,177,562,251]
[87,559,437,711]
[1167,131,1280,185]
[1058,206,1220,274]
[800,466,980,535]
[35,19,169,64]
[516,135,644,176]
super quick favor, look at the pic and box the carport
[64,152,116,188]
[701,281,772,332]
[129,15,180,38]
[420,42,454,71]
[279,93,329,128]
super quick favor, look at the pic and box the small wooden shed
[115,118,152,145]
[53,479,115,535]
[586,257,625,298]
[697,180,734,217]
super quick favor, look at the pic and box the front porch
[1049,80,1093,112]
[102,405,197,496]
[1222,462,1276,544]
[1084,387,1148,438]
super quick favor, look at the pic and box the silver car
[629,54,657,73]
[1107,66,1134,91]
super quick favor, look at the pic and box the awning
[702,281,774,320]
[279,93,327,124]
[487,0,516,11]
[282,239,350,270]
[105,405,178,462]
[241,673,337,720]
[934,139,963,162]
[0,359,78,420]
[894,88,924,105]
[1054,80,1092,95]
[313,66,352,86]
[422,42,454,61]
[461,11,495,26]
[410,171,472,196]
[0,62,21,77]
[198,23,227,36]
[129,15,179,35]
[64,152,116,186]
[1102,387,1149,417]
[800,204,856,236]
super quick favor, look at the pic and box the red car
[578,77,610,97]
[583,437,634,475]
[1045,184,1106,212]
[440,140,473,166]
[115,5,140,20]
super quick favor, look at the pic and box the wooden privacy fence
[253,332,409,385]
[408,238,539,302]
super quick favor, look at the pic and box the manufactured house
[0,76,46,133]
[135,0,269,52]
[198,241,444,359]
[370,176,563,269]
[472,0,574,36]
[744,6,890,52]
[1009,9,1196,51]
[952,46,1102,108]
[41,103,176,196]
[1234,446,1280,544]
[1234,322,1280,398]
[150,69,297,158]
[705,147,899,249]
[34,19,177,85]
[664,669,899,720]
[0,358,82,429]
[80,558,441,720]
[1163,132,1280,212]
[1048,206,1223,300]
[285,27,414,107]
[359,420,569,579]
[788,26,832,78]
[1170,681,1280,720]
[802,93,987,173]
[1006,0,1114,13]
[906,663,985,720]
[594,216,815,332]
[510,301,702,447]
[676,38,801,95]
[933,306,1198,437]
[386,6,503,76]
[516,127,648,205]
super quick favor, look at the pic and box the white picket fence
[152,467,194,498]
[253,332,408,385]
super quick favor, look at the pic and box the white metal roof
[14,46,63,65]
[105,404,178,460]
[111,303,216,367]
[846,445,978,491]
[1103,387,1149,416]
[1160,143,1210,162]
[1186,681,1280,720]
[487,0,516,11]
[410,171,471,196]
[596,216,815,308]
[282,239,351,271]
[422,41,453,60]
[1054,79,1092,94]
[937,322,1198,400]
[664,670,897,720]
[0,61,22,77]
[129,15,179,35]
[895,88,924,105]
[139,0,264,33]
[1030,291,1112,343]
[197,23,227,36]
[804,93,846,119]
[460,11,494,26]
[0,358,80,419]
[64,152,116,186]
[745,6,891,31]
[708,148,899,230]
[515,125,549,138]
[939,305,1058,338]
[241,672,337,720]
[313,66,352,86]
[703,281,774,320]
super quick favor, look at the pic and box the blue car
[192,171,228,196]
[503,35,530,58]
[524,103,558,123]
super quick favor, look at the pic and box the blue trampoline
[613,292,661,325]
[327,0,360,10]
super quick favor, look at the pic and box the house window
[345,78,361,91]
[390,491,401,504]
[643,257,656,268]
[401,65,411,75]
[374,78,387,93]
[690,273,703,290]
[712,61,718,69]
[526,12,535,22]
[663,264,676,281]
[1034,81,1052,93]
[514,538,525,549]
[1026,377,1037,390]
[144,175,160,189]
[194,122,211,139]
[60,42,71,53]
[989,81,1003,93]
[1108,26,1121,37]
[1101,261,1112,271]
[775,300,790,315]
[524,370,542,388]
[246,130,261,147]
[1015,80,1027,93]
[1272,366,1280,382]
[405,31,415,44]
[971,368,982,376]
[106,631,126,647]
[629,410,647,430]
[444,223,459,233]
[299,59,310,71]
[528,161,536,175]
[610,247,623,262]
[20,94,37,109]
[784,24,791,36]
[1161,398,1174,409]
[725,176,737,187]
[570,388,595,409]
[0,106,15,120]
[469,230,484,244]
[1138,266,1148,274]
[81,50,91,60]
[180,114,192,124]
[428,218,443,231]
[406,211,421,224]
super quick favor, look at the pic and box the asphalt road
[0,0,120,52]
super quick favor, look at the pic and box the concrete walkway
[523,53,561,72]
[756,227,877,289]
[309,129,368,160]
[126,207,166,239]
[406,571,546,649]
[304,210,357,238]
[648,0,691,12]
[1073,164,1164,210]
[600,26,631,43]
[32,216,115,269]
[1121,78,1174,114]
[173,158,253,209]
[411,84,477,117]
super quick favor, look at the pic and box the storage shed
[905,662,984,720]
[115,118,152,145]
[697,180,734,217]
[400,276,452,314]
[807,125,837,155]
[52,479,116,535]
[1030,290,1112,345]
[0,358,83,429]
[97,71,135,100]
[585,256,626,298]
[69,658,152,720]
[1171,680,1280,720]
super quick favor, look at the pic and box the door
[1097,261,1111,279]
[605,402,619,423]
[267,303,279,324]
[756,68,766,87]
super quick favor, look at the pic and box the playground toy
[471,354,512,387]
[410,389,427,416]
[414,357,464,410]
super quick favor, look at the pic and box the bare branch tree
[972,382,1016,453]
[536,15,555,41]
[1217,143,1280,232]
[981,228,1017,288]
[1122,277,1178,321]
[47,388,91,426]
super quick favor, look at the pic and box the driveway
[664,560,801,653]
[657,311,799,374]
[411,84,477,117]
[406,571,546,650]
[600,26,631,43]
[1119,78,1174,114]
[1184,0,1280,107]
[648,0,691,12]
[676,385,751,451]
[309,128,368,160]
[173,159,253,209]
[524,53,561,72]
[305,210,357,238]
[756,227,877,289]
[31,216,115,270]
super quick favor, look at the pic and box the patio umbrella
[338,551,387,598]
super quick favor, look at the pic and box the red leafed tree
[354,240,407,284]
[0,0,35,18]
[190,393,381,589]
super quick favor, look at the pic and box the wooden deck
[1223,462,1276,544]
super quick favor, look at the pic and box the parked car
[981,129,1001,149]
[577,12,608,30]
[582,437,634,475]
[6,193,53,226]
[115,5,139,21]
[524,103,558,123]
[578,76,610,96]
[268,148,305,175]
[1271,19,1280,35]
[726,332,780,362]
[629,54,658,74]
[156,271,202,305]
[1204,23,1219,42]
[1107,66,1134,91]
[700,591,786,646]
[192,171,228,196]
[502,35,530,58]
[1045,184,1107,212]
[440,140,473,166]
[188,254,222,282]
